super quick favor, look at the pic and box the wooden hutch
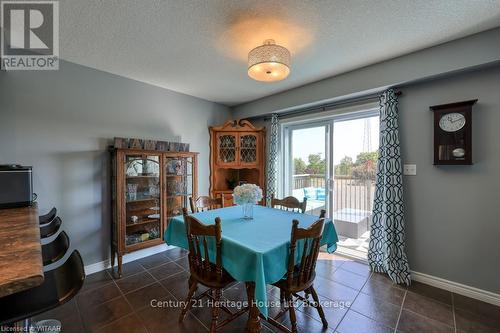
[209,120,266,206]
[110,144,197,276]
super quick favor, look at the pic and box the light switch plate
[403,164,417,175]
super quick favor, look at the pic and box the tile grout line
[141,253,210,331]
[393,289,407,333]
[108,268,152,333]
[76,269,127,333]
[452,292,457,333]
[400,306,457,331]
[314,267,368,299]
[85,254,397,332]
[138,255,173,271]
[317,272,370,291]
[84,252,387,332]
[96,253,177,332]
[77,269,119,333]
[332,271,373,332]
[404,284,455,308]
[73,292,86,332]
[94,253,188,333]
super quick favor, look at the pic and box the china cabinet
[110,148,197,276]
[209,120,265,206]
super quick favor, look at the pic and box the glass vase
[242,203,254,220]
[127,183,138,201]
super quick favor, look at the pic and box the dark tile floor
[34,248,500,333]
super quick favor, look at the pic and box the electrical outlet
[403,164,417,176]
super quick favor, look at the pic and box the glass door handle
[327,179,334,191]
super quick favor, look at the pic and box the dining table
[164,205,338,332]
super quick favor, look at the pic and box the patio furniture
[333,208,370,239]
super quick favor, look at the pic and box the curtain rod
[246,90,402,121]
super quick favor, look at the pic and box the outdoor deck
[293,174,374,258]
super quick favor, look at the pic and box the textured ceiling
[59,0,500,106]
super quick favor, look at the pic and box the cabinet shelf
[166,194,192,198]
[126,197,158,203]
[125,238,163,251]
[126,219,159,228]
[126,175,159,179]
[127,206,159,212]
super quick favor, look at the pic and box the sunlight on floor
[336,231,370,260]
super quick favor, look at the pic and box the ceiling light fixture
[248,39,290,82]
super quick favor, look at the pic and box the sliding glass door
[282,121,333,216]
[332,113,378,259]
[282,109,379,259]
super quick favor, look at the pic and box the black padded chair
[0,250,85,326]
[42,231,70,266]
[39,216,62,239]
[39,207,57,225]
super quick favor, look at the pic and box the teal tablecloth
[164,205,338,317]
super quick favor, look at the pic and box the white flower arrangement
[232,184,263,205]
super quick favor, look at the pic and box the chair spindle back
[182,208,223,282]
[190,196,224,213]
[286,218,325,288]
[271,194,307,213]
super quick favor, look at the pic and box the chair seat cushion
[303,187,317,200]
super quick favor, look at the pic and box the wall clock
[430,99,477,165]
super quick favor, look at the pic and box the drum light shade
[248,39,291,82]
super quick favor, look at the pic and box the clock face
[439,112,466,132]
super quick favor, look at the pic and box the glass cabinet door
[239,133,258,166]
[216,133,237,166]
[165,155,193,223]
[124,154,161,246]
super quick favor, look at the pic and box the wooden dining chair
[266,218,327,333]
[271,194,307,213]
[179,208,246,332]
[189,196,224,213]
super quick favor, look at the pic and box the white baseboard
[411,270,500,307]
[84,243,172,275]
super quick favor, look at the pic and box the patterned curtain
[266,113,279,206]
[368,89,411,285]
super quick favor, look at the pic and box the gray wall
[399,66,500,293]
[0,61,230,266]
[234,66,500,294]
